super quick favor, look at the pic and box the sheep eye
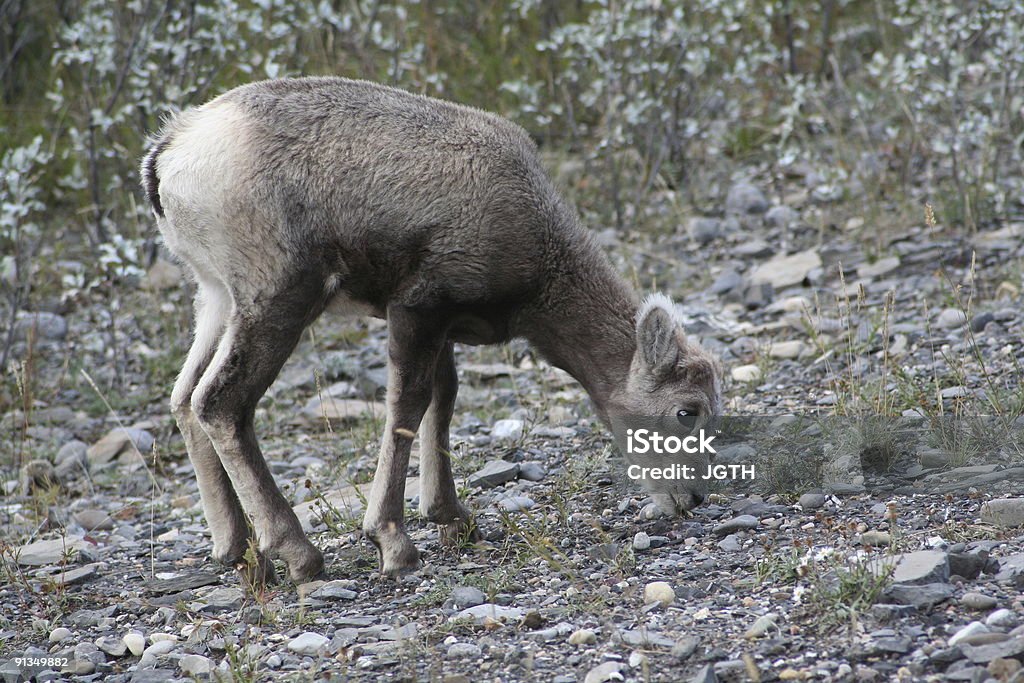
[677,409,697,428]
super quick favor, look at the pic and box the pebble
[731,364,762,382]
[491,419,525,441]
[744,613,777,639]
[949,621,990,646]
[961,592,998,611]
[861,530,892,547]
[123,632,145,656]
[583,661,625,683]
[632,532,651,551]
[287,631,329,656]
[987,609,1016,627]
[798,492,826,510]
[725,181,769,215]
[49,627,72,643]
[569,629,597,645]
[885,550,950,585]
[179,654,213,676]
[450,586,487,609]
[713,514,759,535]
[643,581,675,607]
[309,580,358,601]
[446,642,482,658]
[936,308,968,329]
[518,462,547,481]
[466,460,520,488]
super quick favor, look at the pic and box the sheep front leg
[362,306,445,575]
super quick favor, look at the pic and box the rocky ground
[2,171,1024,682]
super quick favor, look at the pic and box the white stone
[643,581,675,607]
[569,628,597,645]
[288,631,329,656]
[179,654,213,675]
[768,340,806,359]
[632,532,651,551]
[949,621,989,646]
[450,604,525,624]
[731,364,762,383]
[748,249,821,289]
[123,632,145,656]
[491,419,525,441]
[49,627,72,643]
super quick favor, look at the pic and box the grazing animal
[141,77,723,583]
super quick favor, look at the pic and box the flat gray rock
[878,550,950,585]
[16,537,87,566]
[883,582,954,609]
[959,636,1024,664]
[981,498,1024,528]
[467,460,519,488]
[145,572,220,594]
[713,515,759,535]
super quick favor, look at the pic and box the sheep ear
[637,296,681,375]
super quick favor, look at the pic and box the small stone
[959,636,1024,664]
[962,592,998,611]
[86,428,154,466]
[14,312,67,341]
[936,308,968,329]
[73,509,114,531]
[747,249,821,289]
[981,498,1024,528]
[861,531,892,547]
[518,462,547,481]
[496,495,535,512]
[768,340,805,359]
[744,613,777,639]
[632,532,651,551]
[584,661,625,683]
[671,636,699,660]
[725,181,769,215]
[96,635,127,657]
[713,515,759,535]
[491,419,525,441]
[798,493,825,510]
[950,621,990,646]
[179,654,213,676]
[301,397,383,425]
[971,311,996,332]
[717,534,742,552]
[690,664,718,683]
[986,609,1015,627]
[446,642,482,658]
[857,256,901,278]
[49,627,72,643]
[466,460,520,488]
[688,217,722,244]
[741,281,774,309]
[643,581,675,607]
[450,604,524,624]
[123,632,146,656]
[764,205,797,228]
[710,269,742,295]
[196,586,244,612]
[628,652,647,668]
[449,586,487,609]
[731,364,762,383]
[140,639,175,663]
[569,629,597,645]
[287,631,329,656]
[309,580,357,601]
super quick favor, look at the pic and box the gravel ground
[2,173,1024,682]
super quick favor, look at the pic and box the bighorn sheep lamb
[141,77,723,583]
